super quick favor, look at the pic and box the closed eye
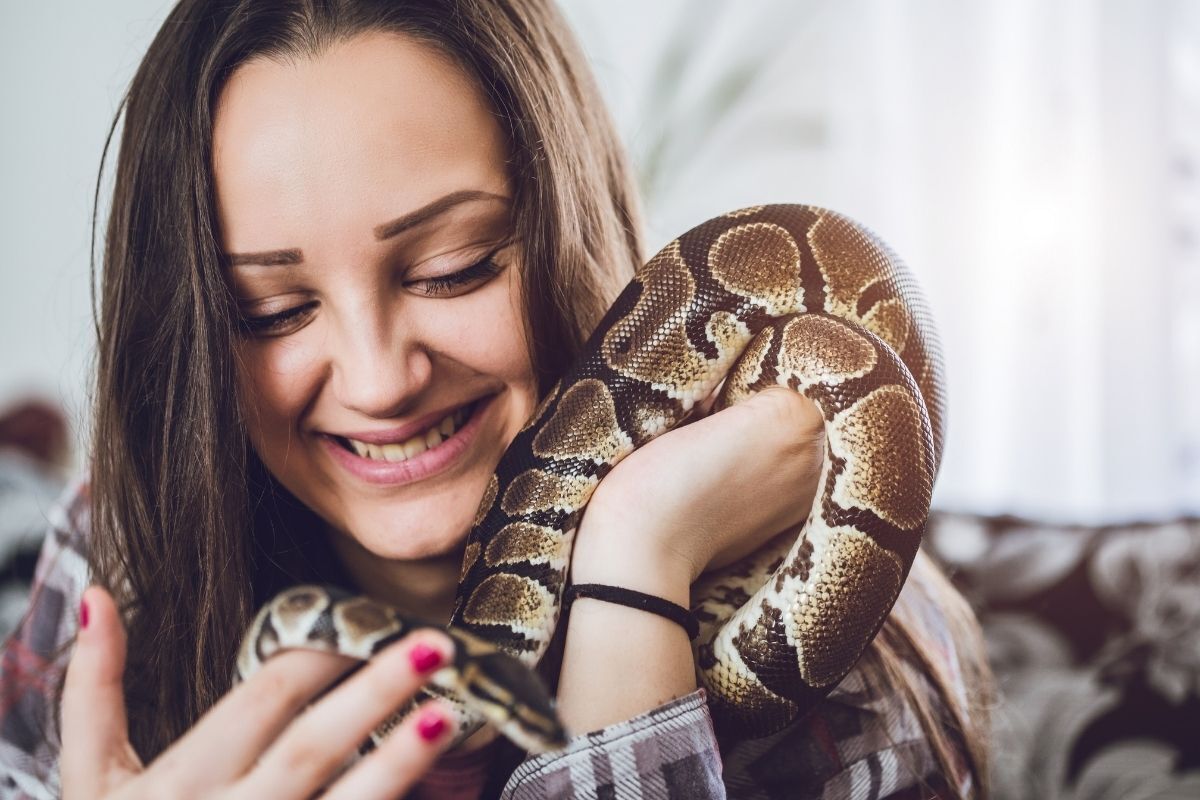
[238,250,507,337]
[240,300,318,336]
[414,253,504,296]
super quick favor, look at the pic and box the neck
[328,532,463,623]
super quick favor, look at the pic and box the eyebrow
[223,189,509,267]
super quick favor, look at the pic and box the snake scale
[236,204,944,753]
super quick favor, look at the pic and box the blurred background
[1,1,1197,797]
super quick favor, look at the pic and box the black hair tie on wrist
[563,583,700,640]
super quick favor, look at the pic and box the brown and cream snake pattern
[236,204,945,752]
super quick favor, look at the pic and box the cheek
[431,272,536,386]
[236,338,324,439]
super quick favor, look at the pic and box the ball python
[236,204,944,751]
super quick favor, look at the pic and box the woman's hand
[62,586,457,800]
[556,386,825,732]
[571,386,826,591]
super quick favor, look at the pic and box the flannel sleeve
[0,477,90,800]
[501,688,725,799]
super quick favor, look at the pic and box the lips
[320,396,492,486]
[330,400,478,463]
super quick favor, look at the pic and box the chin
[355,520,469,562]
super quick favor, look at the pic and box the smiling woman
[1,2,641,797]
[0,1,990,799]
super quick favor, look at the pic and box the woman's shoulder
[0,472,91,800]
[19,473,92,616]
[7,471,91,633]
[37,471,91,548]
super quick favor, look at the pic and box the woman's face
[212,32,538,564]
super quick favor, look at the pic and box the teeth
[343,405,469,461]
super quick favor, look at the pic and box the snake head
[436,628,569,754]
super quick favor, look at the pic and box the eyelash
[239,254,504,336]
[418,254,503,296]
[240,301,318,336]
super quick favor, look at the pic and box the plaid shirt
[0,479,971,799]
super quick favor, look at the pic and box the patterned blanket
[925,512,1200,799]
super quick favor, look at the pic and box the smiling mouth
[331,400,480,462]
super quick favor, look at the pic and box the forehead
[211,31,510,250]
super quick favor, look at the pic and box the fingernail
[416,709,448,742]
[79,599,89,630]
[409,642,444,674]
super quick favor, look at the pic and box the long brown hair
[87,0,639,760]
[870,551,994,797]
[83,0,990,793]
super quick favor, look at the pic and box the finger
[144,647,357,791]
[233,629,455,799]
[323,699,458,800]
[748,385,824,437]
[61,586,141,797]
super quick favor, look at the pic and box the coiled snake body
[237,204,944,752]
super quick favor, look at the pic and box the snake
[235,204,944,753]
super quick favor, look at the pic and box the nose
[329,304,433,419]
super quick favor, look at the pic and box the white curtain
[565,0,1200,523]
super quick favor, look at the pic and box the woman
[0,1,992,798]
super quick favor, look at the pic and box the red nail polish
[79,599,89,630]
[417,710,447,742]
[409,643,444,674]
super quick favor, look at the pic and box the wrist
[556,595,698,733]
[565,584,700,640]
[555,491,701,734]
[569,503,694,605]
